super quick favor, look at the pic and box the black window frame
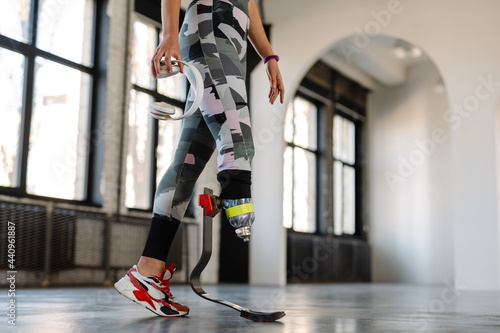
[332,104,365,239]
[284,63,367,240]
[0,0,107,206]
[284,91,323,234]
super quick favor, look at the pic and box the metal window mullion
[354,121,364,239]
[315,103,323,235]
[31,0,39,46]
[331,71,339,236]
[286,142,317,155]
[150,27,162,211]
[34,47,95,74]
[133,84,185,109]
[150,27,162,210]
[15,0,39,194]
[18,47,36,196]
[340,162,345,235]
[0,36,28,53]
[150,116,159,211]
[89,0,99,67]
[86,0,104,204]
[324,101,334,236]
[335,102,366,122]
[290,101,296,231]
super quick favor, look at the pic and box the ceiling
[321,35,429,89]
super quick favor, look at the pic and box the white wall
[368,61,453,284]
[496,101,500,290]
[250,0,500,290]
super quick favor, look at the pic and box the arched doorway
[283,34,453,284]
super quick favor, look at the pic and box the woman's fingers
[172,54,184,73]
[151,39,183,78]
[172,48,184,73]
[270,87,279,104]
[151,50,160,78]
[266,61,284,104]
[268,75,285,104]
[269,74,276,103]
[151,56,156,77]
[152,47,167,78]
[278,75,285,104]
[165,53,173,74]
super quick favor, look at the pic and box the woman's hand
[265,59,284,104]
[151,36,184,78]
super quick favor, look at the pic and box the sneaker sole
[114,277,189,317]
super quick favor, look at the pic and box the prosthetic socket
[222,198,255,242]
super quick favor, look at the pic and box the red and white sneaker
[114,264,189,317]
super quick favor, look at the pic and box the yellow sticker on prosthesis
[225,203,254,218]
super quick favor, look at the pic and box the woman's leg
[196,0,256,241]
[139,110,216,276]
[197,0,254,175]
[139,0,255,273]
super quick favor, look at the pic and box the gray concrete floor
[1,283,500,332]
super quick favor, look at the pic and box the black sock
[141,215,181,262]
[217,170,252,199]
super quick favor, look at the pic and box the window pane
[37,0,94,66]
[27,57,91,199]
[333,161,343,235]
[293,97,317,150]
[343,119,355,164]
[156,109,182,180]
[282,146,293,229]
[0,0,31,42]
[293,148,316,233]
[284,102,293,143]
[0,48,24,187]
[131,18,156,89]
[125,90,154,209]
[333,115,342,160]
[333,115,355,164]
[343,165,356,235]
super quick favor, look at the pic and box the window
[333,114,356,235]
[124,14,186,210]
[0,0,100,201]
[283,62,366,237]
[283,96,318,233]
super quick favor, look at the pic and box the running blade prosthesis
[189,188,286,322]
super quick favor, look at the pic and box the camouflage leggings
[152,0,254,221]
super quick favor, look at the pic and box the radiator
[0,201,194,287]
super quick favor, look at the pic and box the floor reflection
[5,284,500,333]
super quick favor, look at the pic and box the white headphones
[150,59,204,121]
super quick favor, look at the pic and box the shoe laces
[159,278,174,299]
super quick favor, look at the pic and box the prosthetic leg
[221,198,253,241]
[189,187,286,322]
